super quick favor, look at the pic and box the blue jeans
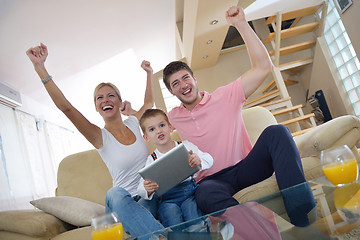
[105,186,164,237]
[195,125,316,227]
[158,179,203,227]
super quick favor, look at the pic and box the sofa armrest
[0,210,73,238]
[294,115,360,159]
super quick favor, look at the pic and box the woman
[26,43,164,237]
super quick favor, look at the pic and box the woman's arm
[133,60,154,120]
[26,43,103,149]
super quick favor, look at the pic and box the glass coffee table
[130,178,360,240]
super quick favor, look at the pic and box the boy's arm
[226,6,273,99]
[184,141,213,170]
[133,61,154,120]
[137,177,150,199]
[137,156,158,200]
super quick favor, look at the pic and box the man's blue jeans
[195,125,316,227]
[158,179,203,227]
[105,186,164,237]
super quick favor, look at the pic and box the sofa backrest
[242,106,278,145]
[55,106,277,205]
[56,149,112,206]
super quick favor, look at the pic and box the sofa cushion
[0,231,48,240]
[301,156,323,181]
[30,196,105,227]
[0,210,70,237]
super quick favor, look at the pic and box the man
[163,6,316,227]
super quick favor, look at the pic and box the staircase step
[279,113,315,126]
[260,97,291,108]
[264,22,320,43]
[261,98,293,112]
[272,104,303,116]
[279,57,313,71]
[262,80,277,93]
[262,79,298,93]
[266,4,323,25]
[244,89,280,107]
[269,40,316,56]
[291,127,317,137]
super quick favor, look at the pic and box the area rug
[338,227,360,240]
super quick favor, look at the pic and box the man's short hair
[163,61,194,90]
[140,108,170,133]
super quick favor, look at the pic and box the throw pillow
[30,196,105,227]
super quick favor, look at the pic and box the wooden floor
[312,210,360,237]
[279,181,360,238]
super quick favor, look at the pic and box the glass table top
[130,177,360,240]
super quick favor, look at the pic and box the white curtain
[0,104,91,211]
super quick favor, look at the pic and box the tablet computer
[138,143,200,196]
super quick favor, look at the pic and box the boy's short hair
[163,61,194,91]
[140,109,170,133]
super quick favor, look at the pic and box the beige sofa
[1,106,359,240]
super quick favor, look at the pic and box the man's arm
[226,6,273,98]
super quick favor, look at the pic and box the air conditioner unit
[0,81,22,108]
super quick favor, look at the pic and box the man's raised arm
[226,6,273,98]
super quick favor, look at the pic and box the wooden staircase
[244,2,328,136]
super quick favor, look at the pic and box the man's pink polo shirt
[168,77,252,182]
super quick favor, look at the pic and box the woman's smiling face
[95,85,122,118]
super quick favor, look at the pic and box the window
[322,0,360,116]
[0,134,11,196]
[159,79,180,113]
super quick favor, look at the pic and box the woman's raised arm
[133,60,154,120]
[26,43,103,149]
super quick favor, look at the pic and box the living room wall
[339,0,360,57]
[307,38,350,118]
[194,48,251,93]
[304,0,360,118]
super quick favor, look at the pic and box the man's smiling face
[168,69,200,107]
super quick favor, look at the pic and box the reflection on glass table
[130,179,360,240]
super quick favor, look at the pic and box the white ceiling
[0,0,176,125]
[0,0,323,127]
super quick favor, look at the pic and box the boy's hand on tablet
[144,179,159,196]
[188,150,201,168]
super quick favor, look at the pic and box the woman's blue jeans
[105,186,164,237]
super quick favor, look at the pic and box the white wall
[339,0,360,57]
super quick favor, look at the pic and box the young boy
[137,108,213,228]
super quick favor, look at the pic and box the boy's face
[143,114,173,146]
[168,69,199,105]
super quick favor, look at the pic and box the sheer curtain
[0,104,91,211]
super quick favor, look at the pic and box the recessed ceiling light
[206,40,213,44]
[210,20,218,25]
[202,55,208,59]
